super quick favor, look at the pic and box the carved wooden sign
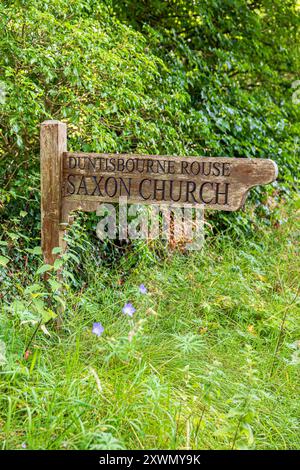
[40,120,278,263]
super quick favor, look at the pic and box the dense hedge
[0,0,299,241]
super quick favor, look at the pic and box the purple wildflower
[122,303,136,317]
[21,442,27,449]
[92,322,104,337]
[139,284,147,294]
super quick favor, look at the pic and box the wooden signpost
[40,120,278,264]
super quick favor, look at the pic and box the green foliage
[1,0,299,187]
[115,0,300,162]
[0,0,189,170]
[2,247,80,333]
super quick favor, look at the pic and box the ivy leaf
[36,264,53,275]
[29,246,43,255]
[42,309,57,324]
[53,258,64,271]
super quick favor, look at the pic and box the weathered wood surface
[61,152,278,220]
[40,121,67,264]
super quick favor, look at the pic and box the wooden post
[40,120,67,264]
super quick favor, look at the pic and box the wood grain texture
[61,152,278,219]
[40,120,67,264]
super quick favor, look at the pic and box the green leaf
[53,258,64,271]
[31,246,43,255]
[0,256,10,267]
[63,270,76,284]
[54,295,66,310]
[42,309,57,323]
[48,279,62,292]
[36,264,53,275]
[24,283,42,295]
[66,252,80,264]
[7,232,19,240]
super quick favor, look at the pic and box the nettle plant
[198,360,225,426]
[222,345,265,450]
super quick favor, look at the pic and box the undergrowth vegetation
[0,0,299,243]
[0,0,299,451]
